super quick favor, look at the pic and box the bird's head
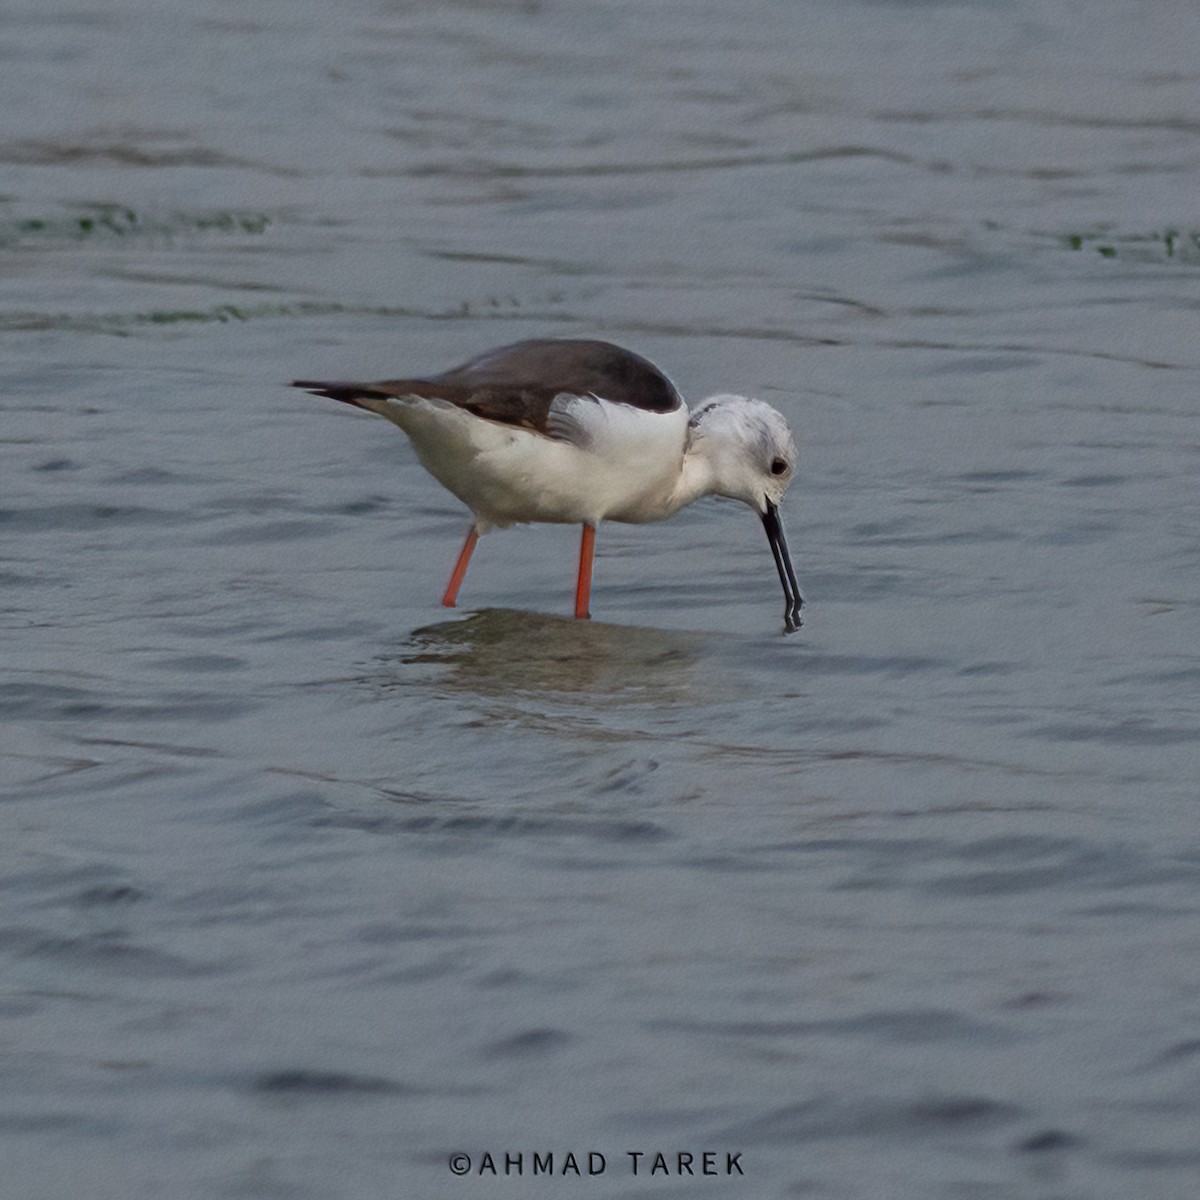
[688,394,804,632]
[687,394,798,514]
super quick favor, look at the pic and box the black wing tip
[291,380,386,408]
[291,379,348,397]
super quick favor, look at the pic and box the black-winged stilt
[293,338,803,630]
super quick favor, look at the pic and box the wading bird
[294,338,803,630]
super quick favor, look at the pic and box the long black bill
[761,500,804,633]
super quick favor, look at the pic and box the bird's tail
[291,380,393,410]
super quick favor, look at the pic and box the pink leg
[575,523,596,620]
[442,527,479,608]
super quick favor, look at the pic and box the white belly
[382,395,690,528]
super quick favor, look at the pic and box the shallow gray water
[4,1,1200,1197]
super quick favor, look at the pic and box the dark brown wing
[294,339,682,436]
[434,340,682,411]
[291,376,556,432]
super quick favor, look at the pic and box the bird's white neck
[664,438,722,516]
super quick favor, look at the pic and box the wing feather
[294,339,681,447]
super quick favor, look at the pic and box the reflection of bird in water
[294,338,803,630]
[395,609,709,705]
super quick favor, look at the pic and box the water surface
[3,1,1200,1197]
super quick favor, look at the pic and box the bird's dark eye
[770,457,789,476]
